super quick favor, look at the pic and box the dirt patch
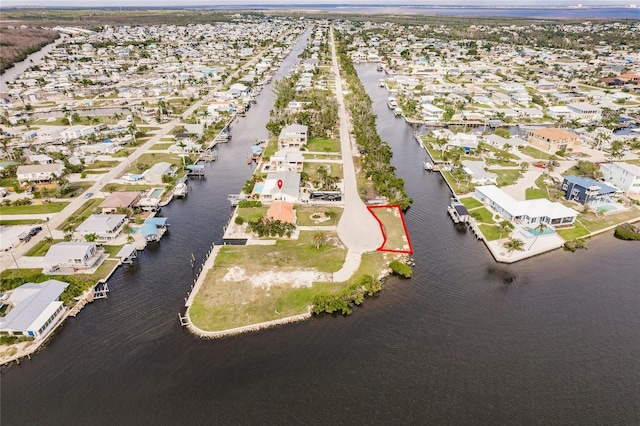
[223,266,330,289]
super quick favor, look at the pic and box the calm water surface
[1,40,639,426]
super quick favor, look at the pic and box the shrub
[564,239,588,252]
[389,260,412,278]
[238,200,262,208]
[234,216,245,225]
[614,223,640,241]
[311,275,382,316]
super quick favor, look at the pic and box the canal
[1,48,639,426]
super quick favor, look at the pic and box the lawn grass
[295,206,342,226]
[84,161,120,170]
[60,182,93,198]
[149,143,173,150]
[369,206,411,252]
[102,244,124,257]
[494,169,522,187]
[130,153,191,171]
[526,187,548,200]
[0,219,44,226]
[303,153,342,160]
[459,196,482,210]
[56,198,104,230]
[188,240,390,332]
[441,171,474,195]
[577,210,640,232]
[478,224,502,241]
[470,206,496,224]
[481,143,520,161]
[25,239,63,257]
[262,138,278,160]
[236,206,269,223]
[0,202,69,215]
[307,137,340,152]
[556,221,590,240]
[519,145,559,160]
[102,184,156,192]
[303,162,343,184]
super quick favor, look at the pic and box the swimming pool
[149,188,164,198]
[524,225,556,236]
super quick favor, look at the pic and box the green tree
[528,222,548,251]
[498,220,514,239]
[503,238,525,256]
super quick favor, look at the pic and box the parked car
[533,163,546,169]
[85,192,94,198]
[29,226,42,237]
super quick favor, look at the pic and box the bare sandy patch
[223,266,329,289]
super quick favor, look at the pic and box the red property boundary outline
[367,204,413,254]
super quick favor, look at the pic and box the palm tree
[504,238,525,256]
[312,231,326,250]
[498,220,514,239]
[529,221,548,251]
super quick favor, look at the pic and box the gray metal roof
[0,280,68,332]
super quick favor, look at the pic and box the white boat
[393,107,403,117]
[423,161,433,171]
[173,182,188,198]
[387,96,397,109]
[378,79,385,88]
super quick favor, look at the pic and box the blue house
[561,176,618,205]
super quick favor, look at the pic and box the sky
[0,0,633,8]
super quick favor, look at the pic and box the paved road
[330,27,383,254]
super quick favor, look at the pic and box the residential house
[448,133,478,152]
[422,103,444,122]
[547,106,574,120]
[460,160,498,185]
[475,185,578,226]
[278,124,308,150]
[527,128,581,153]
[0,279,68,339]
[16,163,65,185]
[76,214,128,241]
[60,125,95,140]
[255,171,300,203]
[28,154,54,165]
[99,191,142,214]
[42,242,105,274]
[268,150,304,173]
[567,102,602,122]
[143,162,174,185]
[600,162,640,195]
[561,175,618,205]
[510,91,532,105]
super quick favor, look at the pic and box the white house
[422,103,444,122]
[475,185,578,226]
[255,171,300,202]
[448,133,478,152]
[278,124,308,150]
[143,162,174,185]
[16,163,65,185]
[547,106,574,120]
[0,279,68,339]
[268,150,304,173]
[600,162,640,195]
[76,214,128,241]
[567,102,602,121]
[43,242,105,274]
[460,160,498,185]
[61,125,95,140]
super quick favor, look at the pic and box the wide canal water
[1,46,639,425]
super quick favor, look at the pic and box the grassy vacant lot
[0,202,69,215]
[262,138,278,160]
[307,137,340,152]
[369,206,410,252]
[441,171,474,195]
[85,161,120,170]
[494,169,522,187]
[189,231,348,331]
[295,205,342,226]
[303,162,343,184]
[576,210,640,232]
[519,146,558,160]
[102,245,125,257]
[303,153,342,161]
[102,183,155,192]
[149,143,173,151]
[130,153,188,171]
[56,198,104,230]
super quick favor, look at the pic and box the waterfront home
[460,160,498,185]
[256,171,300,203]
[278,124,308,150]
[422,103,445,123]
[0,279,68,340]
[99,191,142,214]
[547,106,574,120]
[526,128,581,154]
[567,102,602,122]
[267,150,304,173]
[16,163,65,185]
[448,133,478,152]
[561,176,619,205]
[600,162,640,195]
[483,134,525,150]
[76,214,128,241]
[143,162,175,185]
[475,185,578,227]
[42,242,105,274]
